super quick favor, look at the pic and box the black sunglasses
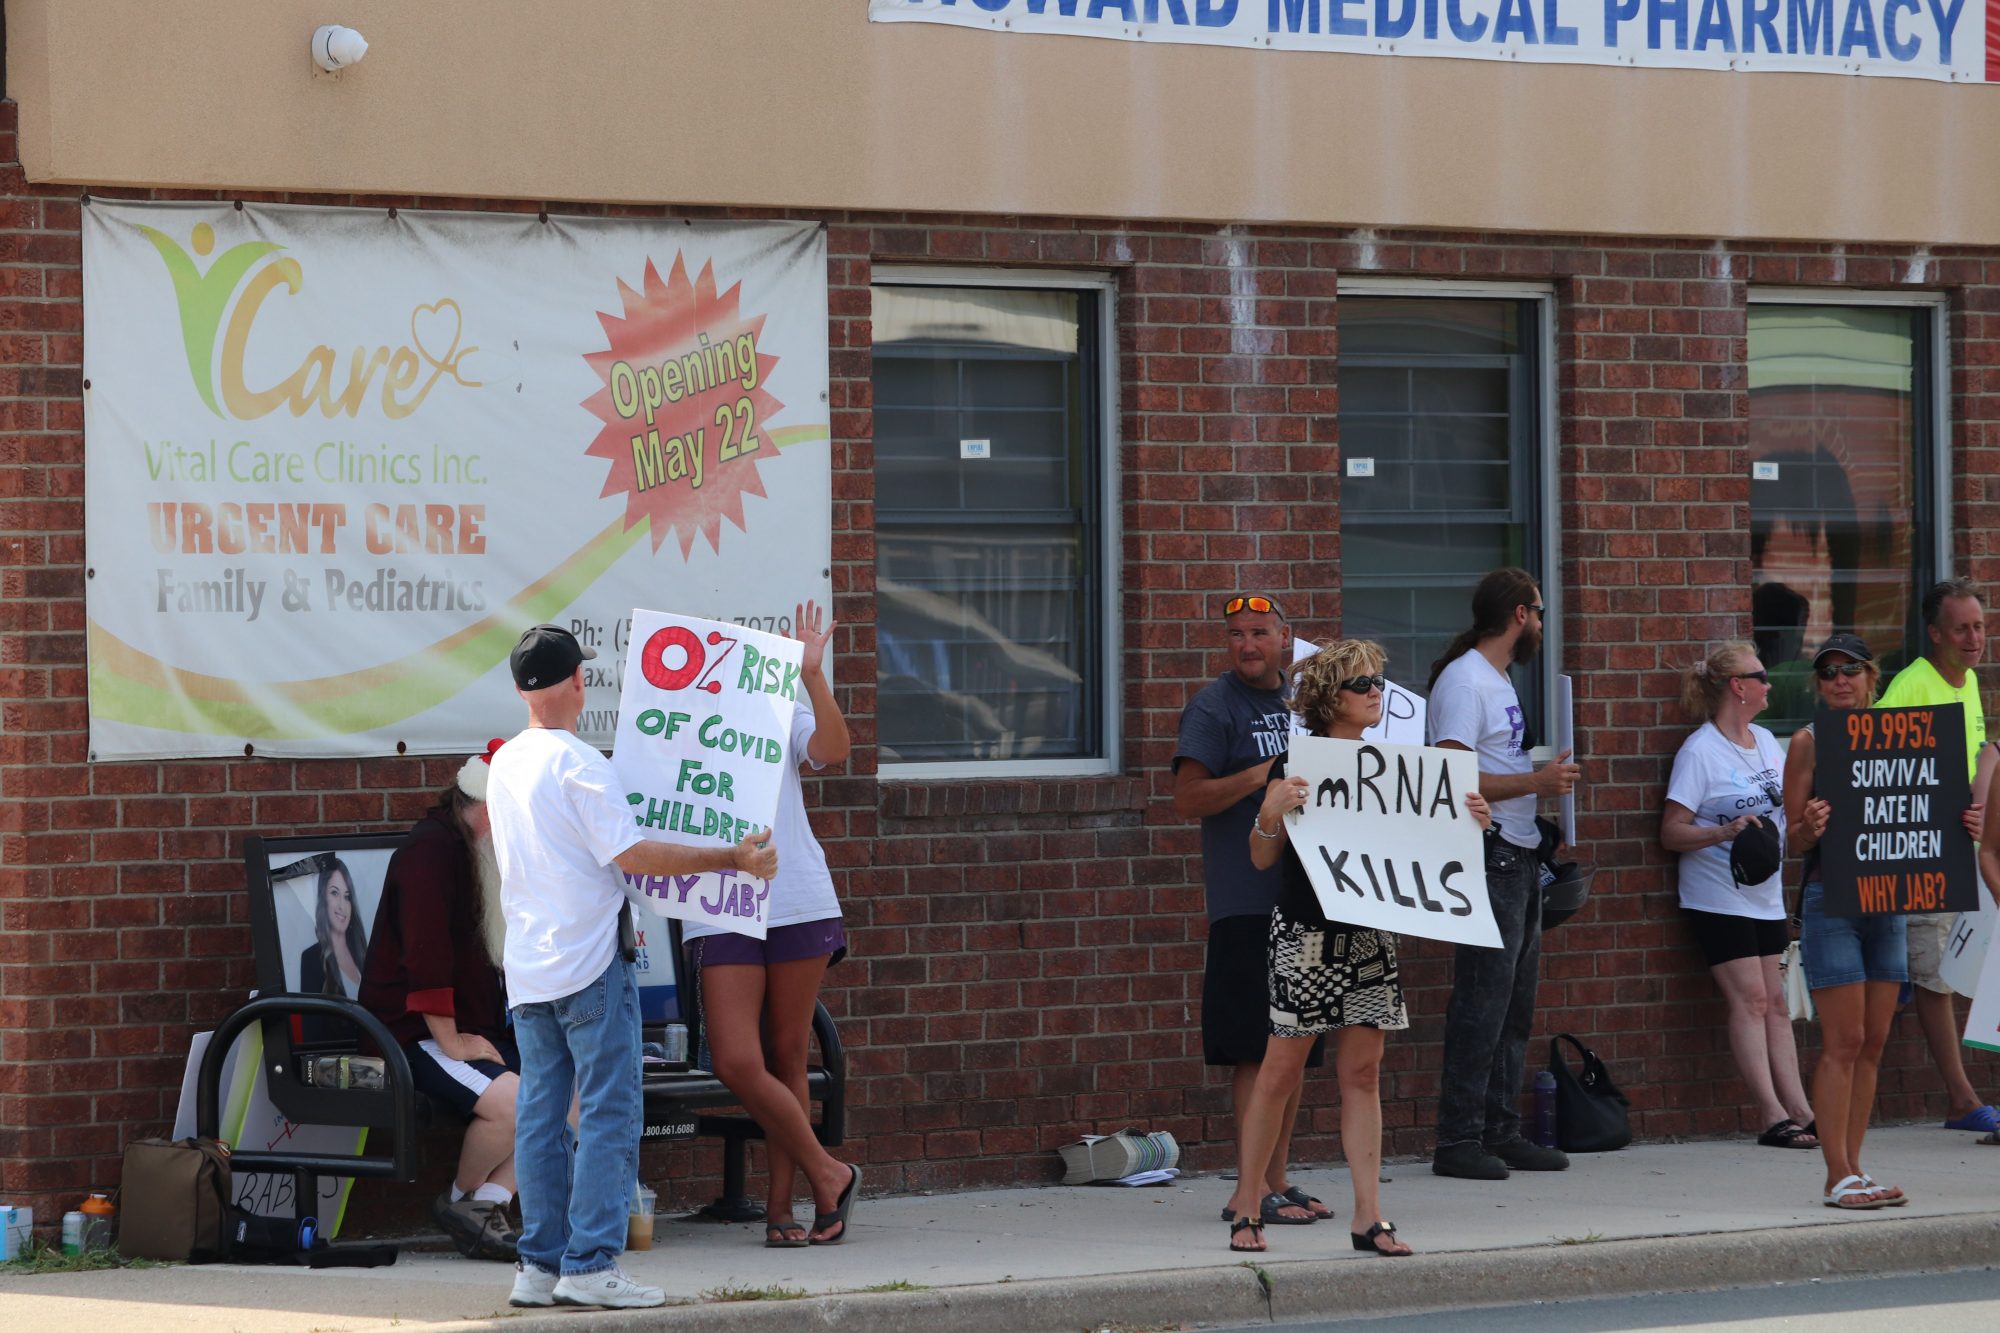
[1340,673,1387,695]
[1526,604,1545,617]
[1816,662,1868,681]
[1734,671,1769,685]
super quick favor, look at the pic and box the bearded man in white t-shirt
[486,624,779,1311]
[1425,569,1582,1182]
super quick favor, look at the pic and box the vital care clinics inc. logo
[138,220,480,420]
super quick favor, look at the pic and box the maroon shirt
[358,808,508,1048]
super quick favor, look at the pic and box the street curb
[482,1211,2000,1332]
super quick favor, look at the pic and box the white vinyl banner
[609,609,804,940]
[1285,734,1499,947]
[83,202,830,759]
[871,0,1994,83]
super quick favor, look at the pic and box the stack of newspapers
[1059,1129,1181,1186]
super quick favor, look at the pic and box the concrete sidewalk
[4,1121,1997,1331]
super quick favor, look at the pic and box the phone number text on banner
[82,201,830,759]
[871,0,1995,83]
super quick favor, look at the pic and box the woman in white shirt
[1660,642,1817,1152]
[685,600,860,1247]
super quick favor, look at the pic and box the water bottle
[1533,1070,1560,1148]
[61,1209,85,1257]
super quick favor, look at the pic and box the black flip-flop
[1259,1191,1315,1225]
[1281,1185,1334,1220]
[1228,1216,1265,1253]
[764,1221,809,1249]
[1757,1118,1818,1149]
[809,1164,861,1245]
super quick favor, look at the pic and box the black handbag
[1546,1034,1631,1153]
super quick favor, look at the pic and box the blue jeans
[512,951,642,1276]
[1799,881,1910,990]
[1437,844,1543,1149]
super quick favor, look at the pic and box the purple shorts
[690,916,847,969]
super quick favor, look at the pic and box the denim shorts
[1799,881,1910,990]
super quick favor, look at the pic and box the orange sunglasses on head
[1223,595,1284,618]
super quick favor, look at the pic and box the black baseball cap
[1812,633,1874,667]
[510,624,595,690]
[1729,816,1783,887]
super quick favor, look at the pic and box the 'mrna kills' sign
[1284,735,1499,947]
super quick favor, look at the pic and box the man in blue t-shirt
[1173,594,1327,1226]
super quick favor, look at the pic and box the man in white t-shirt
[488,624,778,1311]
[1425,569,1583,1182]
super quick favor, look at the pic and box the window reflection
[1748,304,1934,734]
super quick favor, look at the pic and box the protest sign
[1941,897,1994,999]
[1290,640,1426,745]
[1555,674,1577,847]
[610,609,803,940]
[1284,734,1497,948]
[1813,703,1979,917]
[1963,922,2000,1053]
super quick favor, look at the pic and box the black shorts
[405,1034,521,1118]
[1202,913,1324,1068]
[1684,909,1789,968]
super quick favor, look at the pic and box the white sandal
[1859,1174,1908,1207]
[1822,1174,1889,1210]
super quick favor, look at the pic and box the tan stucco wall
[9,0,1996,245]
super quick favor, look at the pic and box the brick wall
[4,95,1998,1227]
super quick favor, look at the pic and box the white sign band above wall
[82,201,831,759]
[871,0,1994,84]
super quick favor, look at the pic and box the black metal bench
[198,830,845,1241]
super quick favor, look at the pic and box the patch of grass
[0,1240,171,1275]
[702,1281,809,1303]
[1553,1231,1605,1246]
[857,1279,929,1293]
[1237,1260,1273,1295]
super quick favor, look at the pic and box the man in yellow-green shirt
[1876,578,1995,1134]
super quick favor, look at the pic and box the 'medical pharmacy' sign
[872,0,1993,83]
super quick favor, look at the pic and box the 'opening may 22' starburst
[583,254,784,557]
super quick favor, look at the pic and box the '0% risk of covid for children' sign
[610,609,803,939]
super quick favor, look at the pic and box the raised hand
[792,599,836,680]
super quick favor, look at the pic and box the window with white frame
[870,275,1115,774]
[1337,290,1554,736]
[1748,295,1946,735]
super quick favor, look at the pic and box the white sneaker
[552,1266,666,1309]
[509,1262,559,1308]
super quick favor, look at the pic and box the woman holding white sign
[1223,640,1490,1258]
[1660,643,1817,1154]
[1783,634,1908,1208]
[684,600,861,1247]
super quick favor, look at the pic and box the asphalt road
[1209,1266,2000,1331]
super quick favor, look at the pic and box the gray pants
[1436,843,1543,1149]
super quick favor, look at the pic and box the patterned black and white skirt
[1268,902,1408,1037]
